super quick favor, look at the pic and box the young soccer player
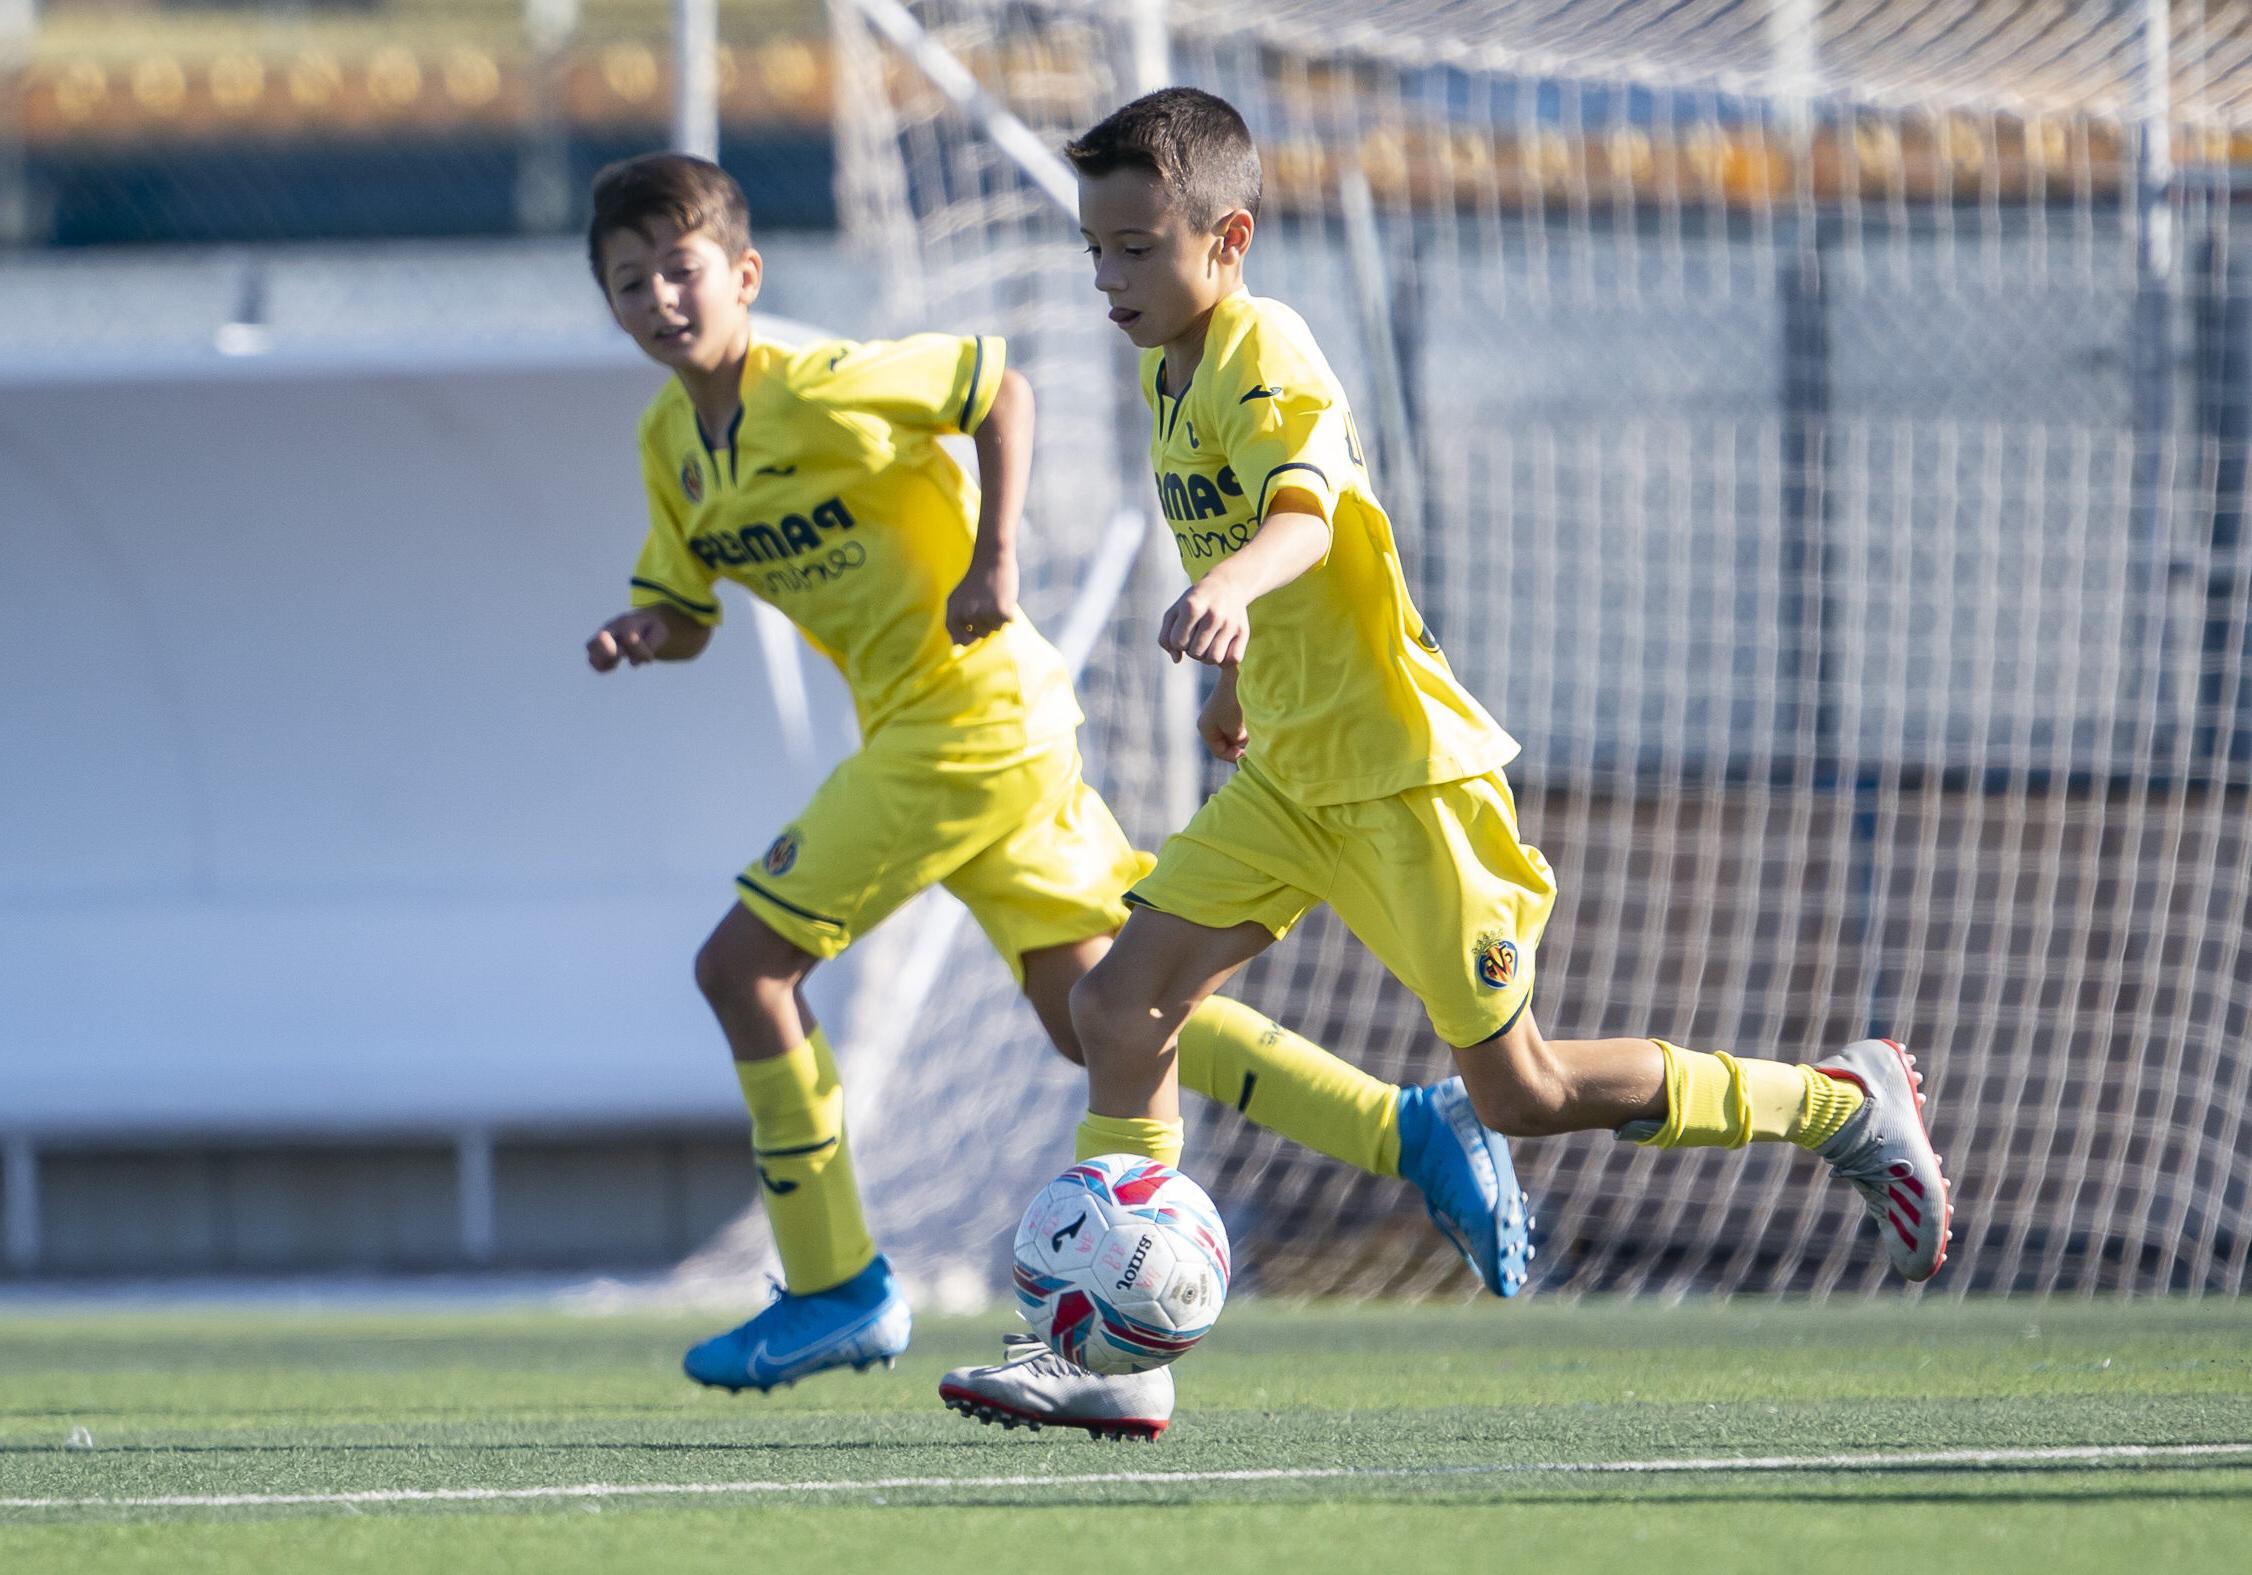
[581,153,1536,1432]
[1061,89,1951,1286]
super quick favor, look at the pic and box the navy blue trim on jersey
[1255,461,1330,519]
[696,407,744,487]
[1493,993,1531,1040]
[735,873,846,931]
[631,577,720,618]
[959,336,988,432]
[1155,357,1191,442]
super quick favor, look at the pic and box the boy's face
[1077,166,1251,354]
[599,219,761,374]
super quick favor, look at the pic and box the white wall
[0,342,860,1136]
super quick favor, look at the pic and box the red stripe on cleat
[1889,1187,1923,1225]
[1888,1210,1919,1250]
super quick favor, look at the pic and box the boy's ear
[736,247,763,306]
[1216,208,1254,265]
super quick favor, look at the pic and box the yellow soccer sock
[1075,1111,1185,1168]
[1636,1040,1866,1150]
[735,1027,875,1294]
[1176,996,1402,1177]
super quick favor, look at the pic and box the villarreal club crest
[1475,933,1518,992]
[761,830,800,877]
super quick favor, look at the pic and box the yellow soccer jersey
[1144,292,1516,804]
[629,331,1077,742]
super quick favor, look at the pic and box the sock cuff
[1177,994,1273,1054]
[1638,1039,1689,1146]
[806,1025,842,1084]
[736,1040,826,1119]
[1076,1112,1186,1168]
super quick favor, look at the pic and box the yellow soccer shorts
[733,726,1153,983]
[1127,758,1559,1047]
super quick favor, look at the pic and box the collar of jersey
[687,340,793,488]
[1155,293,1258,443]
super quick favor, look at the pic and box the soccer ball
[1012,1154,1231,1375]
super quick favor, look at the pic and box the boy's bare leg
[1022,936,1108,1066]
[1068,909,1275,1135]
[695,903,821,1062]
[1453,1011,1667,1138]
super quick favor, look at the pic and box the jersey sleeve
[792,333,1009,434]
[1211,330,1359,531]
[626,440,724,627]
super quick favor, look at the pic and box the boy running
[582,153,1534,1435]
[1061,90,1952,1286]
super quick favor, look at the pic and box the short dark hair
[1063,87,1261,226]
[586,152,752,283]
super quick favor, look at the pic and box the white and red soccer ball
[1012,1155,1232,1375]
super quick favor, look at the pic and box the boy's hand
[1198,676,1248,762]
[945,559,1019,645]
[1159,573,1251,666]
[587,608,673,670]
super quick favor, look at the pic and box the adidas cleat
[940,1334,1172,1441]
[1813,1039,1953,1282]
[683,1254,912,1393]
[1397,1077,1534,1297]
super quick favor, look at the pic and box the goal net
[678,0,2252,1305]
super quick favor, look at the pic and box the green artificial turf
[1,1297,2246,1573]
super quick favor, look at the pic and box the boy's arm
[1198,663,1249,762]
[945,366,1033,645]
[1157,492,1329,666]
[587,603,713,670]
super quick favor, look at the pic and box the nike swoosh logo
[1239,385,1281,403]
[745,1307,891,1377]
[755,464,797,476]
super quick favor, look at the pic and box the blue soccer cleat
[683,1254,912,1392]
[1397,1078,1535,1297]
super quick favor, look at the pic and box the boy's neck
[679,320,756,446]
[1161,282,1246,394]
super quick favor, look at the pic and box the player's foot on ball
[939,1333,1173,1441]
[1396,1077,1534,1297]
[682,1254,911,1392]
[1812,1039,1953,1282]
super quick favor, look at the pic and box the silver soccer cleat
[1813,1038,1954,1282]
[939,1334,1174,1441]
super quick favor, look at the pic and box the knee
[694,921,807,1021]
[1031,981,1086,1066]
[1046,1028,1086,1067]
[1067,967,1144,1068]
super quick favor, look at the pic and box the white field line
[4,1442,2249,1513]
